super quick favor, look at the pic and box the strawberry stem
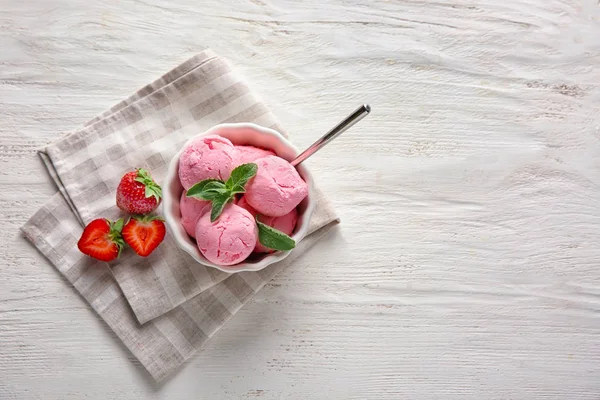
[106,218,126,257]
[131,214,164,223]
[135,168,162,201]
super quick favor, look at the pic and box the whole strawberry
[116,168,162,215]
[77,218,125,262]
[122,216,166,257]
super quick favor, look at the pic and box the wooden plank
[1,0,599,398]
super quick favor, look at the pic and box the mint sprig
[227,163,257,190]
[210,193,232,222]
[256,216,296,251]
[187,179,228,201]
[187,163,297,251]
[187,163,258,222]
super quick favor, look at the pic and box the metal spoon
[290,104,371,167]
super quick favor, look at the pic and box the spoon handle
[290,104,371,167]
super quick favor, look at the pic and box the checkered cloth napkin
[21,49,339,381]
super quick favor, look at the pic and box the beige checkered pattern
[21,49,339,381]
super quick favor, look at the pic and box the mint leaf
[229,183,246,195]
[256,217,296,251]
[200,190,229,201]
[210,194,232,222]
[187,179,226,200]
[227,163,258,189]
[202,181,226,191]
[188,179,225,194]
[199,181,229,199]
[188,165,257,222]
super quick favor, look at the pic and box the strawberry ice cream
[195,204,257,266]
[244,155,308,217]
[237,196,298,253]
[235,145,275,164]
[179,191,211,238]
[178,135,237,190]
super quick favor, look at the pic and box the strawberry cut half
[77,218,125,262]
[122,215,166,257]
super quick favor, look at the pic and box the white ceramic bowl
[163,123,315,273]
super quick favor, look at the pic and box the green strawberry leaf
[210,193,233,222]
[136,168,150,178]
[226,163,258,189]
[144,184,162,201]
[135,168,162,201]
[108,218,126,257]
[256,216,296,251]
[131,214,164,223]
[111,218,124,233]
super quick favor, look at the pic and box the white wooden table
[2,0,599,398]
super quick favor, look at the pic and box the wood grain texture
[1,0,600,398]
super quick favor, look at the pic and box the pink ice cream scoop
[237,196,298,253]
[195,204,257,266]
[178,135,237,190]
[244,155,308,217]
[235,145,275,164]
[179,191,211,238]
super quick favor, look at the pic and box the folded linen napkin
[21,49,339,381]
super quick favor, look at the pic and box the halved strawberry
[77,218,125,262]
[122,216,166,257]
